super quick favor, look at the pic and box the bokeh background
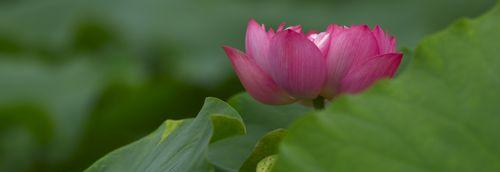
[0,0,495,171]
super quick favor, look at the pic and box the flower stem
[313,96,325,110]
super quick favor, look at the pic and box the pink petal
[246,19,272,73]
[339,53,402,94]
[307,25,334,56]
[329,24,348,35]
[267,27,275,38]
[305,30,319,37]
[322,25,380,99]
[277,22,286,32]
[285,25,302,33]
[223,46,295,104]
[268,30,326,99]
[307,32,331,55]
[390,37,396,51]
[373,25,397,54]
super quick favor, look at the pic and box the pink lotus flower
[223,19,402,105]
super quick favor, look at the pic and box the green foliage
[210,114,247,143]
[256,155,277,172]
[273,3,500,172]
[84,93,309,172]
[240,129,287,172]
[0,104,53,172]
[0,0,496,171]
[207,93,310,171]
[160,119,184,142]
[0,104,53,144]
[0,58,110,171]
[86,97,245,172]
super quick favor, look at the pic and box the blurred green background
[0,0,495,171]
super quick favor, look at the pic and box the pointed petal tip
[371,25,398,54]
[268,27,274,32]
[277,22,286,32]
[387,53,403,77]
[223,46,246,63]
[339,53,403,94]
[247,18,266,32]
[326,24,336,32]
[222,45,238,54]
[245,19,272,73]
[306,30,319,37]
[274,29,309,42]
[285,25,303,33]
[372,25,386,36]
[328,24,348,35]
[356,24,371,30]
[224,46,295,105]
[248,18,258,25]
[267,27,275,38]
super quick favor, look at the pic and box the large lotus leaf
[274,3,500,172]
[207,93,310,171]
[85,97,245,172]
